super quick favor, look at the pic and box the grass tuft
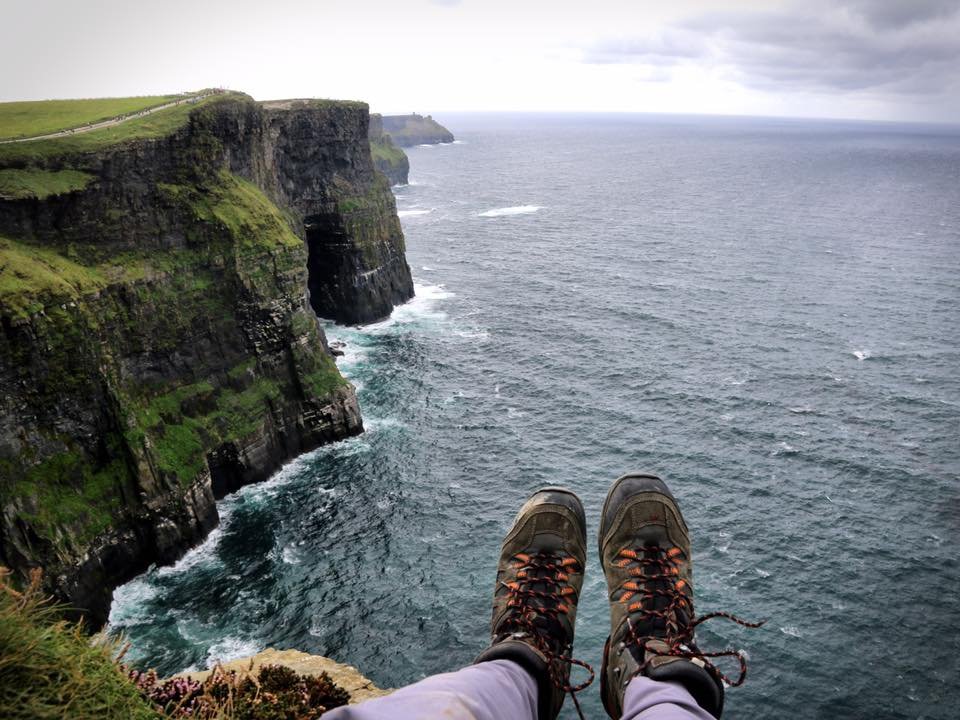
[0,568,352,718]
[0,568,161,720]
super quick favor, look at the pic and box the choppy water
[110,114,960,719]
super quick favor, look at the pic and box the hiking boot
[475,488,593,720]
[598,473,763,719]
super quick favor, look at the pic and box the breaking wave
[478,205,542,217]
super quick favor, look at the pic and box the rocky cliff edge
[0,93,413,626]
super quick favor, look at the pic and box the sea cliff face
[368,114,409,186]
[0,95,413,626]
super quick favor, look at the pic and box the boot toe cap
[599,473,676,539]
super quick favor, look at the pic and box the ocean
[110,113,960,719]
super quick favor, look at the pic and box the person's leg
[323,658,537,720]
[597,473,763,719]
[326,487,590,720]
[620,675,715,720]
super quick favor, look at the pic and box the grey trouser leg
[622,675,716,720]
[323,658,538,720]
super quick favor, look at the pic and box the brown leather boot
[598,474,763,719]
[475,488,593,720]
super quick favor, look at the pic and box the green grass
[0,235,107,319]
[0,95,179,140]
[126,366,287,485]
[0,569,162,720]
[0,232,241,322]
[12,452,127,548]
[0,94,242,164]
[369,138,406,167]
[160,171,303,254]
[0,168,94,200]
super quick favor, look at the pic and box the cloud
[583,28,710,66]
[842,0,960,29]
[581,0,960,99]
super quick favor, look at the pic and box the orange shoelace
[615,545,766,687]
[500,551,595,718]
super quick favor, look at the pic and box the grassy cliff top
[0,91,246,165]
[380,113,453,145]
[0,95,181,141]
[259,98,368,112]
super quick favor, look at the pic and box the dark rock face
[381,113,454,147]
[262,102,414,323]
[0,96,409,626]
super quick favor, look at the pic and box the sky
[2,0,959,122]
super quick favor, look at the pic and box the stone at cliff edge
[177,648,390,705]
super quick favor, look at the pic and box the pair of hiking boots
[475,473,762,720]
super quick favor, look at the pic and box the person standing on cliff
[324,474,763,720]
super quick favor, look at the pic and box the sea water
[110,113,960,719]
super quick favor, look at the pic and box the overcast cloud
[1,0,958,122]
[584,0,960,116]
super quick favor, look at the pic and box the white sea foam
[789,406,815,414]
[773,441,797,455]
[328,436,372,457]
[852,349,870,361]
[780,626,803,638]
[455,329,490,340]
[205,637,262,667]
[361,282,453,331]
[308,617,328,638]
[478,205,542,217]
[397,209,433,217]
[421,265,435,271]
[155,521,227,578]
[364,416,406,432]
[755,568,771,578]
[107,578,158,627]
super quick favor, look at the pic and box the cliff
[381,113,454,147]
[368,114,409,186]
[0,93,413,626]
